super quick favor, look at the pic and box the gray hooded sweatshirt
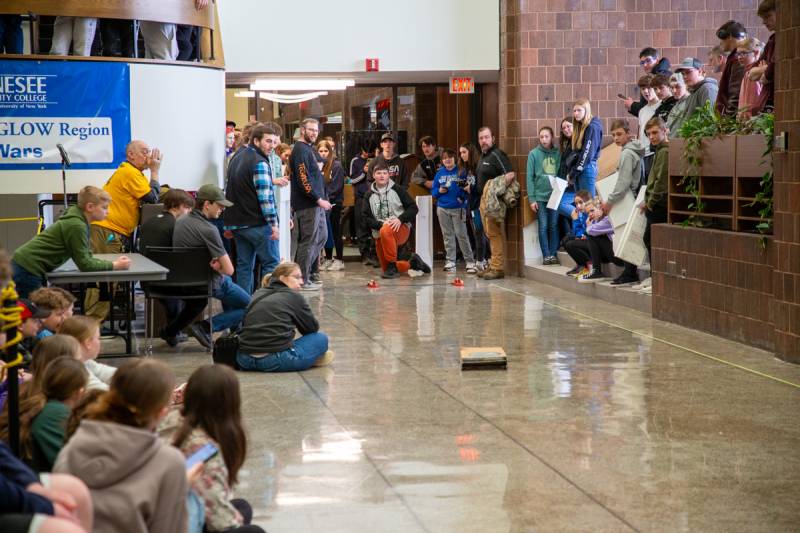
[607,139,646,205]
[54,419,188,533]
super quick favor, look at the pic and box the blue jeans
[575,161,598,197]
[536,202,559,258]
[233,225,279,293]
[236,332,329,372]
[211,276,251,332]
[558,187,576,218]
[11,261,44,299]
[0,15,23,54]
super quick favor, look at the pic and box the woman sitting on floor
[236,262,334,372]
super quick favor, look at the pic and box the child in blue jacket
[432,148,476,273]
[563,190,593,277]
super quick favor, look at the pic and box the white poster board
[596,171,635,228]
[276,183,292,262]
[546,176,568,211]
[614,188,647,266]
[415,196,433,267]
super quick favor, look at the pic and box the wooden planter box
[668,135,771,233]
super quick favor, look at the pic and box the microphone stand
[61,157,68,208]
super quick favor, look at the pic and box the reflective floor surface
[138,264,800,532]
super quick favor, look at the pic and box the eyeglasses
[640,57,656,65]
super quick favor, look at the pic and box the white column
[415,196,433,267]
[277,183,292,262]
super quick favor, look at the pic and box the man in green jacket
[636,116,670,293]
[12,186,131,298]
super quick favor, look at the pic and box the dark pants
[470,208,490,262]
[11,261,44,299]
[587,235,623,270]
[162,296,207,338]
[202,498,264,533]
[354,196,375,259]
[564,238,590,267]
[176,25,199,61]
[99,18,136,57]
[644,204,668,259]
[0,15,23,53]
[325,203,344,260]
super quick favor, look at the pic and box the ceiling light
[233,90,254,97]
[258,91,328,104]
[250,78,355,91]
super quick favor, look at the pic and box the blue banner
[0,60,130,170]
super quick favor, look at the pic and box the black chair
[142,246,213,354]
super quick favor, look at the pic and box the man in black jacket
[290,118,332,291]
[368,132,409,189]
[624,47,672,117]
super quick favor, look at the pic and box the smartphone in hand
[185,443,218,469]
[617,93,627,100]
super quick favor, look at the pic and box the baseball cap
[380,132,395,142]
[674,57,703,71]
[195,184,233,207]
[18,299,51,321]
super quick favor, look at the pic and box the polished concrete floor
[127,263,800,533]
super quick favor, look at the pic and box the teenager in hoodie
[526,126,562,266]
[236,262,333,372]
[637,74,662,154]
[671,58,720,135]
[624,47,672,117]
[363,161,431,279]
[571,99,603,197]
[652,74,677,123]
[433,148,475,273]
[11,186,131,298]
[54,359,188,533]
[601,119,645,285]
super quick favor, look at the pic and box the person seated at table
[173,184,251,349]
[11,186,131,299]
[139,188,198,347]
[236,262,334,372]
[59,316,115,392]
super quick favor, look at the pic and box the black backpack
[211,289,273,370]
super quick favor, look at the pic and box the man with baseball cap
[667,57,719,137]
[172,184,250,348]
[368,132,409,190]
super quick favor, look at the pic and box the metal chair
[142,246,213,354]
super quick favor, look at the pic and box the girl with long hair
[170,365,263,532]
[459,142,487,271]
[527,126,562,265]
[318,140,346,271]
[59,316,115,391]
[570,98,603,197]
[54,359,189,533]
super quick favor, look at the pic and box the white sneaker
[632,277,652,291]
[328,259,345,271]
[638,285,652,294]
[407,269,424,278]
[321,259,333,271]
[465,262,478,274]
[443,261,456,272]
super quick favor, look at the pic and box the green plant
[676,102,773,233]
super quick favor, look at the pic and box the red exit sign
[449,77,475,94]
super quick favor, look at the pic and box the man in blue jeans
[224,123,288,293]
[173,184,251,348]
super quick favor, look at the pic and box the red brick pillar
[772,0,800,363]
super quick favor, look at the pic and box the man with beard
[290,118,332,291]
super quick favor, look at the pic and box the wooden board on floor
[460,347,507,370]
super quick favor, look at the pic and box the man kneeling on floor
[363,161,431,279]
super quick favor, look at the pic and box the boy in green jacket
[636,116,670,293]
[526,126,562,265]
[12,186,131,298]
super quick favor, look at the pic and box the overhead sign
[0,60,130,169]
[449,77,475,94]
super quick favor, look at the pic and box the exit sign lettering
[449,77,475,94]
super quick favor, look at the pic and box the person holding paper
[526,126,562,266]
[601,119,645,285]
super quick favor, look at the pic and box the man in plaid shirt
[224,123,288,293]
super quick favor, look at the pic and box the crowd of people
[0,0,211,60]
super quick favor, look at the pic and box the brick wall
[651,226,775,350]
[499,0,771,276]
[772,0,800,363]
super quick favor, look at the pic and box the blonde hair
[571,99,594,150]
[737,37,764,54]
[59,315,100,344]
[261,261,301,287]
[77,186,111,210]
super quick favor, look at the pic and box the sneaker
[443,261,456,272]
[300,282,321,292]
[550,255,560,266]
[310,272,322,284]
[566,265,582,276]
[466,262,478,274]
[578,270,607,283]
[639,285,652,294]
[632,277,652,291]
[313,350,335,367]
[328,259,345,271]
[407,269,424,278]
[482,269,505,280]
[574,266,591,279]
[187,321,213,350]
[381,262,400,279]
[159,329,179,348]
[409,253,431,274]
[611,274,638,285]
[321,259,333,271]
